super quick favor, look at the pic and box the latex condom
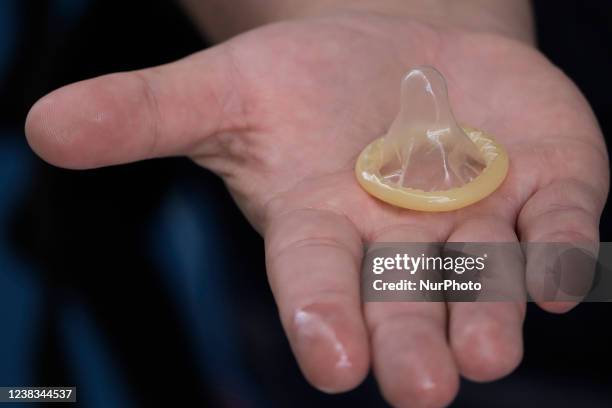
[355,66,508,212]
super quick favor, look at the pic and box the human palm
[26,11,608,408]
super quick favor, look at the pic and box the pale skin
[25,1,609,407]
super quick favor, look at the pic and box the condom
[355,66,508,212]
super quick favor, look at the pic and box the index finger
[265,207,370,393]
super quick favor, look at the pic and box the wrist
[181,0,534,45]
[283,0,534,45]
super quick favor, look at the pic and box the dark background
[0,1,610,407]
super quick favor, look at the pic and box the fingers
[265,208,369,393]
[446,217,525,382]
[518,179,605,313]
[25,45,242,169]
[365,225,459,408]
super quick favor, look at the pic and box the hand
[26,10,608,407]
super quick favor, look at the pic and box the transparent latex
[380,66,487,192]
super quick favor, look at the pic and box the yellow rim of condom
[355,127,509,212]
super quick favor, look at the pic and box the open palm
[26,11,608,408]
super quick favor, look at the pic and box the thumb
[25,45,242,169]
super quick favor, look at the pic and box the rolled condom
[355,66,508,212]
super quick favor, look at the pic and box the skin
[25,6,608,408]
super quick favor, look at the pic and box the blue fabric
[0,0,19,78]
[0,136,40,387]
[60,302,135,408]
[150,183,266,407]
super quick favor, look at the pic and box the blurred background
[0,1,610,407]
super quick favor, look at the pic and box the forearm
[180,0,534,44]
